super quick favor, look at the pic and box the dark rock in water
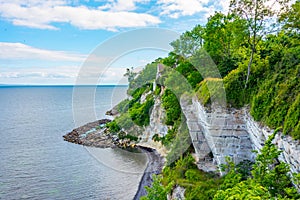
[63,118,139,149]
[63,119,115,148]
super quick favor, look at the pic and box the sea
[0,86,148,200]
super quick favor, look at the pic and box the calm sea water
[0,86,147,200]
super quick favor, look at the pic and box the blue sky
[0,0,229,85]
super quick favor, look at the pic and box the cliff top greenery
[109,0,299,140]
[158,0,299,140]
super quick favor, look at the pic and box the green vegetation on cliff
[137,0,299,199]
[158,0,300,139]
[143,130,300,200]
[161,89,181,126]
[108,0,299,198]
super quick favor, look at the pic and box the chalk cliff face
[179,96,300,174]
[245,111,300,174]
[180,97,254,170]
[142,64,300,174]
[142,96,168,143]
[139,95,169,156]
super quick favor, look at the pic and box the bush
[128,63,157,94]
[115,112,134,130]
[196,78,225,107]
[118,131,138,141]
[283,94,300,139]
[154,84,161,96]
[129,97,154,126]
[215,130,300,199]
[106,120,120,133]
[116,99,130,113]
[162,89,181,126]
[162,154,223,200]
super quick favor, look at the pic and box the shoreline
[63,120,165,199]
[134,146,165,200]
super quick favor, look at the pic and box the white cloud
[0,0,232,30]
[219,0,230,14]
[0,0,160,30]
[0,42,86,61]
[157,0,210,18]
[101,0,150,12]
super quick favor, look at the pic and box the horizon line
[0,84,129,87]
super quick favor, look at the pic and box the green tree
[214,179,272,200]
[128,63,157,94]
[141,175,174,200]
[251,128,294,197]
[230,0,289,87]
[219,157,243,190]
[161,89,181,126]
[124,67,137,83]
[129,97,154,126]
[204,12,247,77]
[280,1,300,32]
[170,25,204,58]
[215,128,300,199]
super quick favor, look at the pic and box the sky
[0,0,230,85]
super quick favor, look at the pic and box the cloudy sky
[0,0,229,85]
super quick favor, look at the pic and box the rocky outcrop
[138,95,169,157]
[180,98,211,160]
[168,185,186,200]
[105,107,119,116]
[140,90,152,104]
[63,119,117,148]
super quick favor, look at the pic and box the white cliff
[180,95,300,175]
[245,110,300,174]
[139,94,169,157]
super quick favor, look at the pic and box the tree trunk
[245,47,254,88]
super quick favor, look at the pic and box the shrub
[106,120,120,133]
[129,97,154,126]
[162,89,181,126]
[196,78,225,107]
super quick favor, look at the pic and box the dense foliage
[106,83,154,139]
[142,154,223,200]
[164,118,192,166]
[128,62,157,95]
[129,96,154,126]
[222,31,300,139]
[142,130,300,199]
[158,0,300,139]
[196,78,225,107]
[161,89,181,126]
[139,0,299,199]
[161,55,203,90]
[110,0,299,198]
